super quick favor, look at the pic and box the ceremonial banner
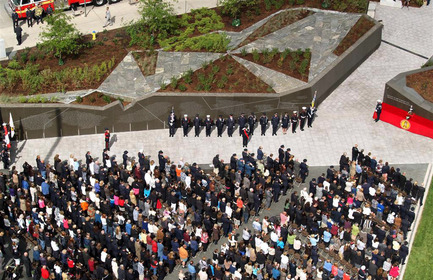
[373,102,433,139]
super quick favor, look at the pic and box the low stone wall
[0,19,383,140]
[384,66,433,121]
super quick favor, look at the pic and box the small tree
[138,0,179,39]
[221,0,242,19]
[40,10,82,65]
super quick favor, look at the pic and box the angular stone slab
[144,51,223,90]
[98,52,150,98]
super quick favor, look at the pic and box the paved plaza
[1,2,433,280]
[6,3,433,169]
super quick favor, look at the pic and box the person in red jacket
[104,129,110,151]
[41,265,50,280]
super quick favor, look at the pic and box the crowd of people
[0,142,425,280]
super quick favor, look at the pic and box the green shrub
[18,96,28,103]
[252,49,260,62]
[170,76,178,89]
[299,59,309,75]
[212,65,220,74]
[89,96,96,103]
[183,69,193,84]
[240,48,248,57]
[8,60,21,70]
[174,33,230,52]
[289,60,296,71]
[217,80,225,89]
[159,82,167,90]
[102,95,111,104]
[76,96,83,103]
[29,54,37,62]
[226,64,234,75]
[296,0,305,4]
[264,0,272,10]
[178,84,187,91]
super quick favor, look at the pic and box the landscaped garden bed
[132,51,158,76]
[235,48,311,82]
[73,91,130,106]
[239,9,314,47]
[406,69,433,103]
[333,15,375,56]
[158,55,275,93]
[0,29,130,95]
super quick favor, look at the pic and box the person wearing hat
[375,99,382,122]
[104,129,110,151]
[259,112,268,136]
[238,113,247,136]
[227,114,235,137]
[281,112,290,134]
[181,114,190,137]
[307,104,316,128]
[204,115,213,137]
[216,115,225,137]
[168,110,176,137]
[300,107,307,131]
[291,111,298,133]
[242,125,250,147]
[193,114,202,137]
[248,112,257,136]
[271,113,280,136]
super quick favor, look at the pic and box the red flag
[3,124,10,149]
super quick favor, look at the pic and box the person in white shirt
[293,238,302,252]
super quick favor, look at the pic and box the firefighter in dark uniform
[2,147,9,170]
[248,112,257,136]
[307,105,316,128]
[238,113,247,136]
[227,114,235,137]
[375,100,382,122]
[260,113,268,136]
[291,111,298,133]
[281,112,290,134]
[14,25,23,45]
[26,8,33,27]
[242,125,250,148]
[104,129,110,150]
[168,111,176,137]
[271,113,280,136]
[299,107,307,131]
[181,114,190,137]
[193,114,202,137]
[12,11,19,29]
[204,115,213,137]
[216,115,225,137]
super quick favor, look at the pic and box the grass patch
[404,177,433,280]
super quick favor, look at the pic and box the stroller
[1,259,22,280]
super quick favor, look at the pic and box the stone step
[380,0,403,8]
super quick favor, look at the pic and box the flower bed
[158,55,275,93]
[235,48,311,82]
[406,69,433,103]
[333,15,375,56]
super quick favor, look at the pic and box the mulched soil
[333,15,375,56]
[238,9,314,47]
[234,50,311,82]
[72,91,130,107]
[158,55,275,93]
[131,51,158,77]
[406,69,433,103]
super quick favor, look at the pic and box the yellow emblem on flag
[400,120,411,130]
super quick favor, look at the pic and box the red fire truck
[5,0,120,19]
